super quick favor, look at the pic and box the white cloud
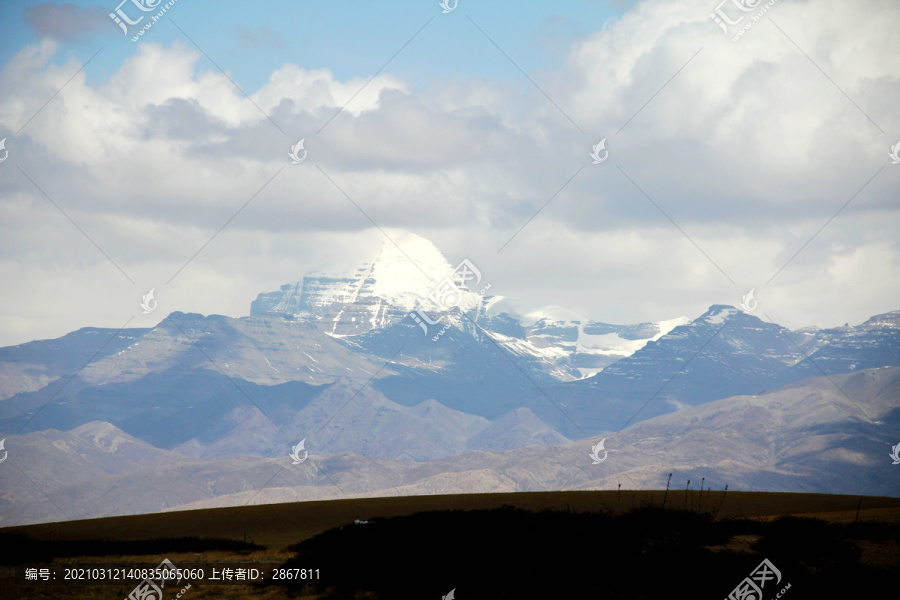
[0,0,898,346]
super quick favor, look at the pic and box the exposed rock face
[781,310,900,378]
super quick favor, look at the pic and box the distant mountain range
[0,231,898,526]
[1,366,896,526]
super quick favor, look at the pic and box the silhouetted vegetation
[269,506,900,600]
[0,533,264,565]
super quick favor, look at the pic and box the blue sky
[1,0,631,92]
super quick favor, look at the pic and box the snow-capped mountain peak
[250,232,484,334]
[251,231,697,376]
[365,232,469,311]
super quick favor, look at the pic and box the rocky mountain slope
[1,367,896,527]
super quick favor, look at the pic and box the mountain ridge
[1,366,895,527]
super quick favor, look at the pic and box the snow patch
[263,354,280,373]
[704,307,736,325]
[657,316,690,337]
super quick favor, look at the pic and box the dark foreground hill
[272,506,900,600]
[2,490,899,599]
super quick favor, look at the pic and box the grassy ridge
[3,490,899,550]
